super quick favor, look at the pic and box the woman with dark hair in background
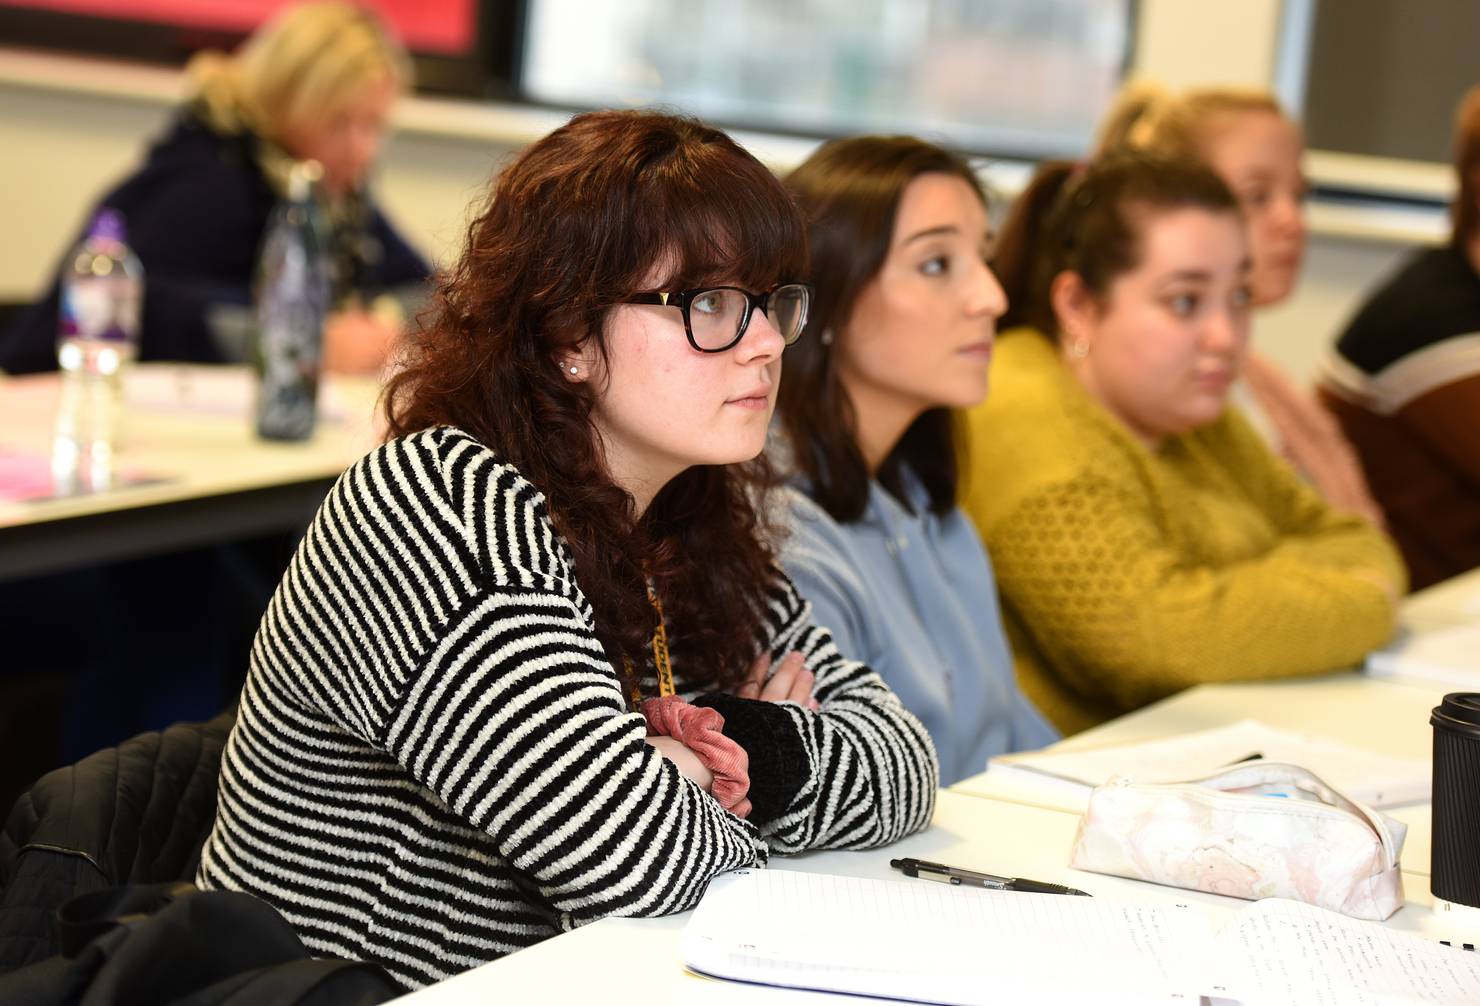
[963,151,1403,734]
[196,109,937,991]
[1320,83,1480,589]
[774,135,1056,787]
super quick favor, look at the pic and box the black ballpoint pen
[890,857,1092,896]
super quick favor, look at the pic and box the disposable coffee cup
[1431,692,1480,927]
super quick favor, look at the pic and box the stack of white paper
[988,719,1430,808]
[1366,624,1480,688]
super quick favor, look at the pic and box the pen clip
[890,857,950,878]
[913,865,961,886]
[891,857,1029,892]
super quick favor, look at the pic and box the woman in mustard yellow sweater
[966,152,1404,734]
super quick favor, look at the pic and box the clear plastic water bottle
[255,160,330,442]
[53,208,144,491]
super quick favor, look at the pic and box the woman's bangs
[651,162,808,294]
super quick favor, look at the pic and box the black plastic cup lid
[1432,693,1480,739]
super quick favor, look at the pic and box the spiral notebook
[682,870,1480,1006]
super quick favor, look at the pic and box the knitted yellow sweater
[963,329,1405,735]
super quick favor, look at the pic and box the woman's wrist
[644,735,715,792]
[691,693,810,824]
[642,697,751,815]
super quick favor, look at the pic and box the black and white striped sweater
[197,426,937,990]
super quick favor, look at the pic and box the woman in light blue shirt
[775,136,1057,783]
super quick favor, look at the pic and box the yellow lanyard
[626,591,674,706]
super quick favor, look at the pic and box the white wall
[0,0,1440,383]
[1134,0,1285,88]
[0,71,171,297]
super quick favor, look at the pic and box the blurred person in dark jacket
[1319,83,1480,590]
[0,5,431,790]
[0,1,430,377]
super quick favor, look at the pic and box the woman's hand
[737,650,819,710]
[645,735,715,792]
[323,308,398,375]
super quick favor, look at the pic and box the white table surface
[1395,566,1480,636]
[390,788,1467,1005]
[0,363,381,579]
[392,570,1480,1004]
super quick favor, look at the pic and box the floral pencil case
[1068,761,1408,920]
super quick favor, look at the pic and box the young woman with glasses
[194,109,937,991]
[772,136,1057,785]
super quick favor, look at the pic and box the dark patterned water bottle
[255,161,330,441]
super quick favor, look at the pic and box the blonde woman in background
[1096,83,1384,526]
[0,2,433,770]
[0,1,429,377]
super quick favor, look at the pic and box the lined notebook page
[681,869,1216,1005]
[1225,899,1480,1006]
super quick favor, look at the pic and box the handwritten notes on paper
[683,870,1480,1005]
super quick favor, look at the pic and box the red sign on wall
[3,0,476,55]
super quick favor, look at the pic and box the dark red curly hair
[384,109,808,694]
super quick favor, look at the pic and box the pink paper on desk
[0,447,167,503]
[0,449,55,502]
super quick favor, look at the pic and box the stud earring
[568,365,578,375]
[1070,338,1089,359]
[820,329,834,346]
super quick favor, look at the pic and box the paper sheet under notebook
[1223,898,1480,1006]
[682,870,1480,1006]
[988,719,1430,808]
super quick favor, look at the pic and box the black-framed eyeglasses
[623,283,812,353]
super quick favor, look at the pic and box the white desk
[0,364,380,581]
[391,789,1466,1005]
[1396,566,1480,636]
[392,572,1480,1003]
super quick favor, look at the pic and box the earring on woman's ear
[568,365,579,375]
[820,328,834,346]
[1070,338,1089,359]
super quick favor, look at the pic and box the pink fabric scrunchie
[641,695,751,819]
